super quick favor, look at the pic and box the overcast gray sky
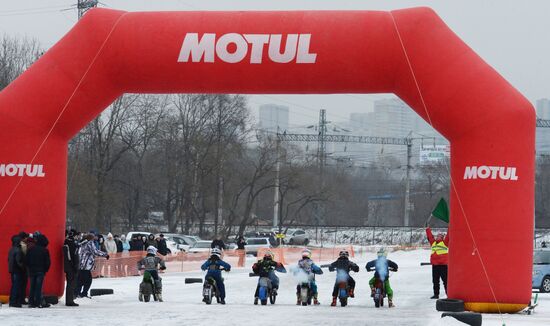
[1,0,548,126]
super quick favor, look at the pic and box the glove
[160,266,166,270]
[105,254,110,260]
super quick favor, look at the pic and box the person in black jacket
[114,234,123,253]
[328,250,359,306]
[156,234,170,256]
[63,229,80,306]
[8,235,25,307]
[129,235,145,251]
[25,233,51,308]
[211,236,226,250]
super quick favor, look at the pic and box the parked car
[187,240,214,253]
[271,228,309,245]
[244,237,272,256]
[126,231,152,242]
[162,233,192,252]
[533,248,550,292]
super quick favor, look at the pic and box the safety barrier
[89,246,356,278]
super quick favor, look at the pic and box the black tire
[436,298,465,312]
[441,312,482,326]
[374,298,380,308]
[302,302,307,306]
[541,276,550,293]
[185,278,203,284]
[270,292,277,304]
[304,239,309,246]
[261,299,267,305]
[288,239,294,245]
[90,288,114,296]
[340,297,347,307]
[144,294,150,302]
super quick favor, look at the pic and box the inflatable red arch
[0,7,534,312]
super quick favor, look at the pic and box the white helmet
[302,249,312,259]
[147,246,158,255]
[211,248,222,258]
[377,247,387,257]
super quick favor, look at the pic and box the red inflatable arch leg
[0,8,534,313]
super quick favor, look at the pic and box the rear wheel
[541,276,550,293]
[144,294,151,302]
[270,291,277,304]
[340,297,347,307]
[261,299,267,305]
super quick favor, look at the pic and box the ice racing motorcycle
[139,271,163,302]
[202,268,227,305]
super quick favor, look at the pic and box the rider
[201,248,231,304]
[295,249,323,305]
[366,247,398,308]
[252,250,286,305]
[137,246,167,301]
[328,249,359,306]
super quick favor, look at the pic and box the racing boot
[254,297,259,305]
[370,287,375,298]
[331,297,337,306]
[313,294,320,305]
[388,299,395,308]
[349,288,355,298]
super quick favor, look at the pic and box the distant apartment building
[536,98,550,153]
[259,104,289,133]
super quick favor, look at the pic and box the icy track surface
[1,250,548,326]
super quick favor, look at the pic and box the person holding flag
[425,198,450,299]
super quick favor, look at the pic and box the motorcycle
[297,281,313,306]
[202,267,227,305]
[369,267,397,308]
[328,267,355,307]
[250,265,286,305]
[139,271,163,302]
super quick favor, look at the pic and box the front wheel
[144,294,151,302]
[340,297,347,307]
[541,276,550,293]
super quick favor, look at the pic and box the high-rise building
[536,98,550,119]
[259,104,289,133]
[536,99,550,153]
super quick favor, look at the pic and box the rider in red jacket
[426,227,449,299]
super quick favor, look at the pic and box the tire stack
[436,299,482,326]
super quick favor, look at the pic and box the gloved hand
[160,266,166,270]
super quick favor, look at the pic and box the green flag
[431,198,449,223]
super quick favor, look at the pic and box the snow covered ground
[1,249,548,326]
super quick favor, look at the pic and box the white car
[161,233,192,252]
[244,237,272,256]
[187,240,214,253]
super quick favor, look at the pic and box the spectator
[18,231,29,305]
[120,235,130,251]
[236,235,247,267]
[97,234,107,252]
[104,233,117,254]
[145,234,157,249]
[129,235,144,251]
[542,241,547,248]
[62,229,80,306]
[211,236,226,250]
[114,234,123,253]
[26,233,51,308]
[8,235,24,307]
[156,234,170,256]
[75,233,109,298]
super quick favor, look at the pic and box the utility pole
[404,135,413,226]
[77,0,98,19]
[316,109,327,225]
[273,135,280,229]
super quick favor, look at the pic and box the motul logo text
[0,164,45,177]
[178,33,317,64]
[463,166,518,181]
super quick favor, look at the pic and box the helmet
[377,247,387,257]
[264,250,274,260]
[339,250,349,258]
[302,249,311,259]
[211,248,222,258]
[147,246,158,255]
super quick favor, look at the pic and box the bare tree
[0,34,42,91]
